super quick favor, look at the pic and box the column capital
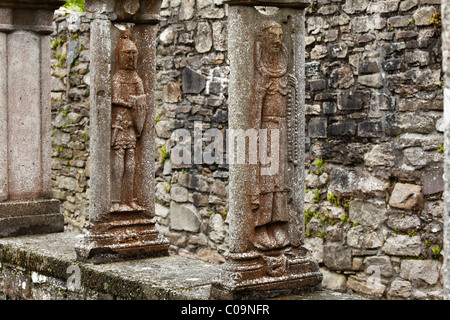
[224,0,311,9]
[85,0,162,23]
[0,0,65,34]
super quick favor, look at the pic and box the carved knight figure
[110,29,147,212]
[252,21,298,255]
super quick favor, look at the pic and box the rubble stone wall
[50,0,445,299]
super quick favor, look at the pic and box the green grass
[159,145,170,164]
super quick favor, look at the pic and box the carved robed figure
[211,2,322,299]
[252,20,297,253]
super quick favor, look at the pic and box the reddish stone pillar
[75,0,169,263]
[0,0,65,237]
[210,0,322,299]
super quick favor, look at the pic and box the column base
[210,251,323,300]
[75,218,170,264]
[0,199,64,237]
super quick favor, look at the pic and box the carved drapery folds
[75,0,169,263]
[211,2,322,299]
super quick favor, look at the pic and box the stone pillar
[210,0,322,299]
[75,0,169,263]
[0,0,65,237]
[442,0,450,300]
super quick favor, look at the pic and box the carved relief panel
[251,19,301,255]
[211,4,322,299]
[110,29,148,212]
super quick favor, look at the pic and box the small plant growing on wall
[63,0,85,12]
[159,145,170,164]
[430,12,441,28]
[431,245,442,260]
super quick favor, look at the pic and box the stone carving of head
[116,29,138,71]
[262,20,283,54]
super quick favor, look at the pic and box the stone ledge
[0,231,364,300]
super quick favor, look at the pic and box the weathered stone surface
[364,256,393,277]
[364,143,395,168]
[363,232,384,249]
[163,82,183,103]
[413,6,437,26]
[358,73,383,88]
[422,167,444,195]
[194,22,213,53]
[326,224,343,242]
[311,44,329,59]
[208,213,227,243]
[387,280,412,299]
[347,226,364,248]
[179,0,195,20]
[320,267,347,292]
[170,202,201,232]
[347,275,386,297]
[403,147,428,168]
[323,244,352,270]
[159,26,176,45]
[309,117,328,138]
[389,183,424,211]
[304,237,324,264]
[156,119,184,138]
[328,121,356,137]
[195,248,225,264]
[400,0,418,11]
[170,186,189,202]
[329,66,355,89]
[386,214,421,232]
[400,259,442,285]
[212,21,227,51]
[343,0,370,13]
[370,1,399,14]
[337,90,370,111]
[382,235,421,256]
[329,168,388,198]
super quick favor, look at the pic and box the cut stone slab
[382,235,421,256]
[323,244,352,271]
[389,183,424,211]
[0,231,365,300]
[387,280,412,299]
[182,67,206,94]
[349,199,388,229]
[347,275,386,297]
[422,167,444,195]
[329,167,388,198]
[0,199,63,237]
[400,259,442,285]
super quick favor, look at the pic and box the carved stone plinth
[75,216,169,263]
[0,0,65,237]
[210,1,322,299]
[75,0,169,262]
[211,251,322,299]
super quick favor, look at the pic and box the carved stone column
[0,0,65,237]
[210,0,322,299]
[442,0,450,300]
[75,0,169,263]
